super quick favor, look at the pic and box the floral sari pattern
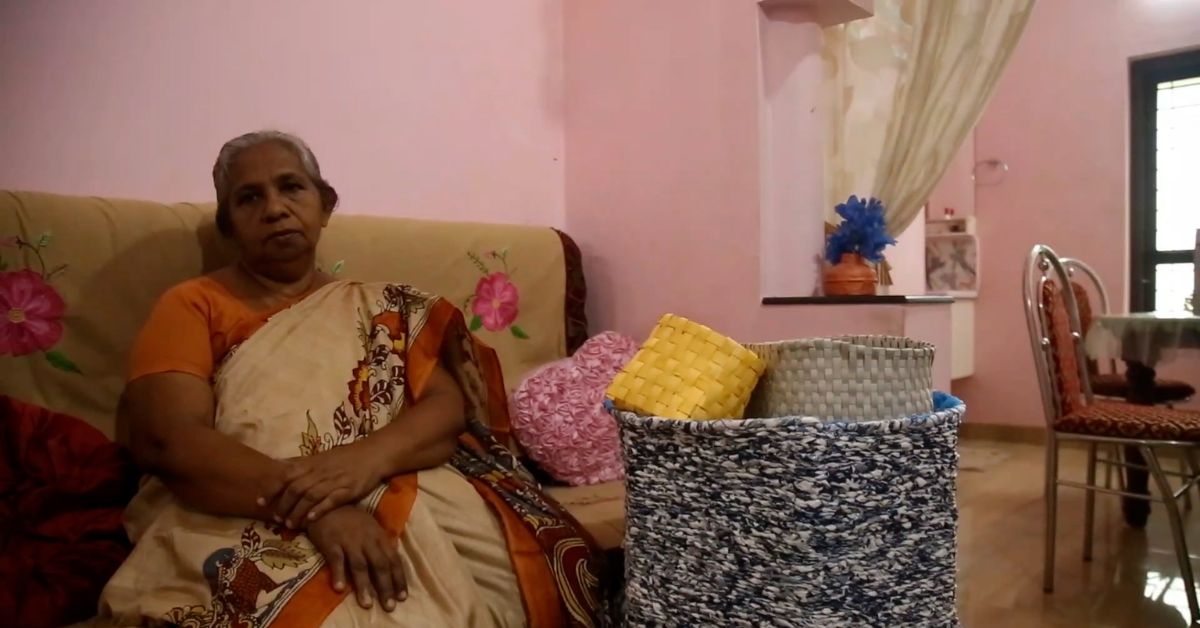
[108,282,604,628]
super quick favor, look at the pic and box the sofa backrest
[0,190,587,437]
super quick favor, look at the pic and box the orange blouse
[128,276,313,382]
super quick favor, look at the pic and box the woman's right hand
[307,506,407,611]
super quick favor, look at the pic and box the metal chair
[1024,244,1200,623]
[1061,257,1197,505]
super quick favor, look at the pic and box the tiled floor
[959,440,1200,627]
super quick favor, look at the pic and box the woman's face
[225,141,330,282]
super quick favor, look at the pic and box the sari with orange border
[98,282,605,627]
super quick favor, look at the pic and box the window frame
[1129,48,1200,312]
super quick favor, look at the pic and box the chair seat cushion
[1056,400,1200,441]
[1090,373,1196,403]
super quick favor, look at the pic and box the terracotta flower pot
[823,253,878,296]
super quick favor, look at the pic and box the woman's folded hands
[257,364,467,527]
[260,446,407,611]
[306,505,407,611]
[258,440,387,528]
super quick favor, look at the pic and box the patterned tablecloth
[1085,312,1200,366]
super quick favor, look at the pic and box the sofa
[0,190,625,624]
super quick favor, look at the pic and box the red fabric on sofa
[0,396,138,627]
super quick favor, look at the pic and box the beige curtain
[823,0,1035,235]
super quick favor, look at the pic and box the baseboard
[959,422,1046,445]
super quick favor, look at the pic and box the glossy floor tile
[959,440,1200,627]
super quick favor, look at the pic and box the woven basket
[606,314,765,420]
[745,335,934,422]
[617,396,963,627]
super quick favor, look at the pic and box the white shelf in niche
[756,0,873,299]
[759,0,874,26]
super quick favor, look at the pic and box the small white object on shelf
[926,216,976,236]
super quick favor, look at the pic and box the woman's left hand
[261,442,385,528]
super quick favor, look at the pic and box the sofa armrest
[554,229,589,355]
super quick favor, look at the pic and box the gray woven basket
[745,335,935,422]
[616,397,963,627]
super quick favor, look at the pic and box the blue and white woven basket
[615,392,964,627]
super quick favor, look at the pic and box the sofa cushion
[0,396,138,627]
[546,481,626,551]
[511,332,638,486]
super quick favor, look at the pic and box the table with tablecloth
[1086,312,1200,526]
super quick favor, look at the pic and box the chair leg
[1116,445,1127,492]
[1143,446,1200,624]
[1102,444,1128,491]
[1044,434,1060,593]
[1183,453,1193,512]
[1188,450,1200,501]
[1103,445,1113,490]
[1084,442,1097,562]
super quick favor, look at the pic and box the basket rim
[614,399,965,433]
[744,335,935,354]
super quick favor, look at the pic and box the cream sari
[99,282,604,627]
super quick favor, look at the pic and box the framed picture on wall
[926,233,979,296]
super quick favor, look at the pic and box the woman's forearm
[125,373,285,522]
[359,370,466,479]
[141,422,284,521]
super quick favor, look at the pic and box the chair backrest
[1023,245,1094,427]
[1061,257,1117,375]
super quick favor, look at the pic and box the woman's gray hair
[212,130,339,236]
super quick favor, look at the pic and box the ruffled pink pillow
[511,331,640,485]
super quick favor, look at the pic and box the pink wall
[2,0,954,381]
[0,1,565,225]
[887,218,927,297]
[956,0,1200,425]
[759,9,827,299]
[927,137,975,219]
[563,0,952,391]
[563,0,765,339]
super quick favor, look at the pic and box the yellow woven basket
[607,314,766,420]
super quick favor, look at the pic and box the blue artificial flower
[824,195,897,264]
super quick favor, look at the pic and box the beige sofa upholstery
[0,190,623,549]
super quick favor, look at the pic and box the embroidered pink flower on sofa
[0,270,65,356]
[472,272,520,332]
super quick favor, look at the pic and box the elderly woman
[99,131,604,627]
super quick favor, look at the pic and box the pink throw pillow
[511,331,639,485]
